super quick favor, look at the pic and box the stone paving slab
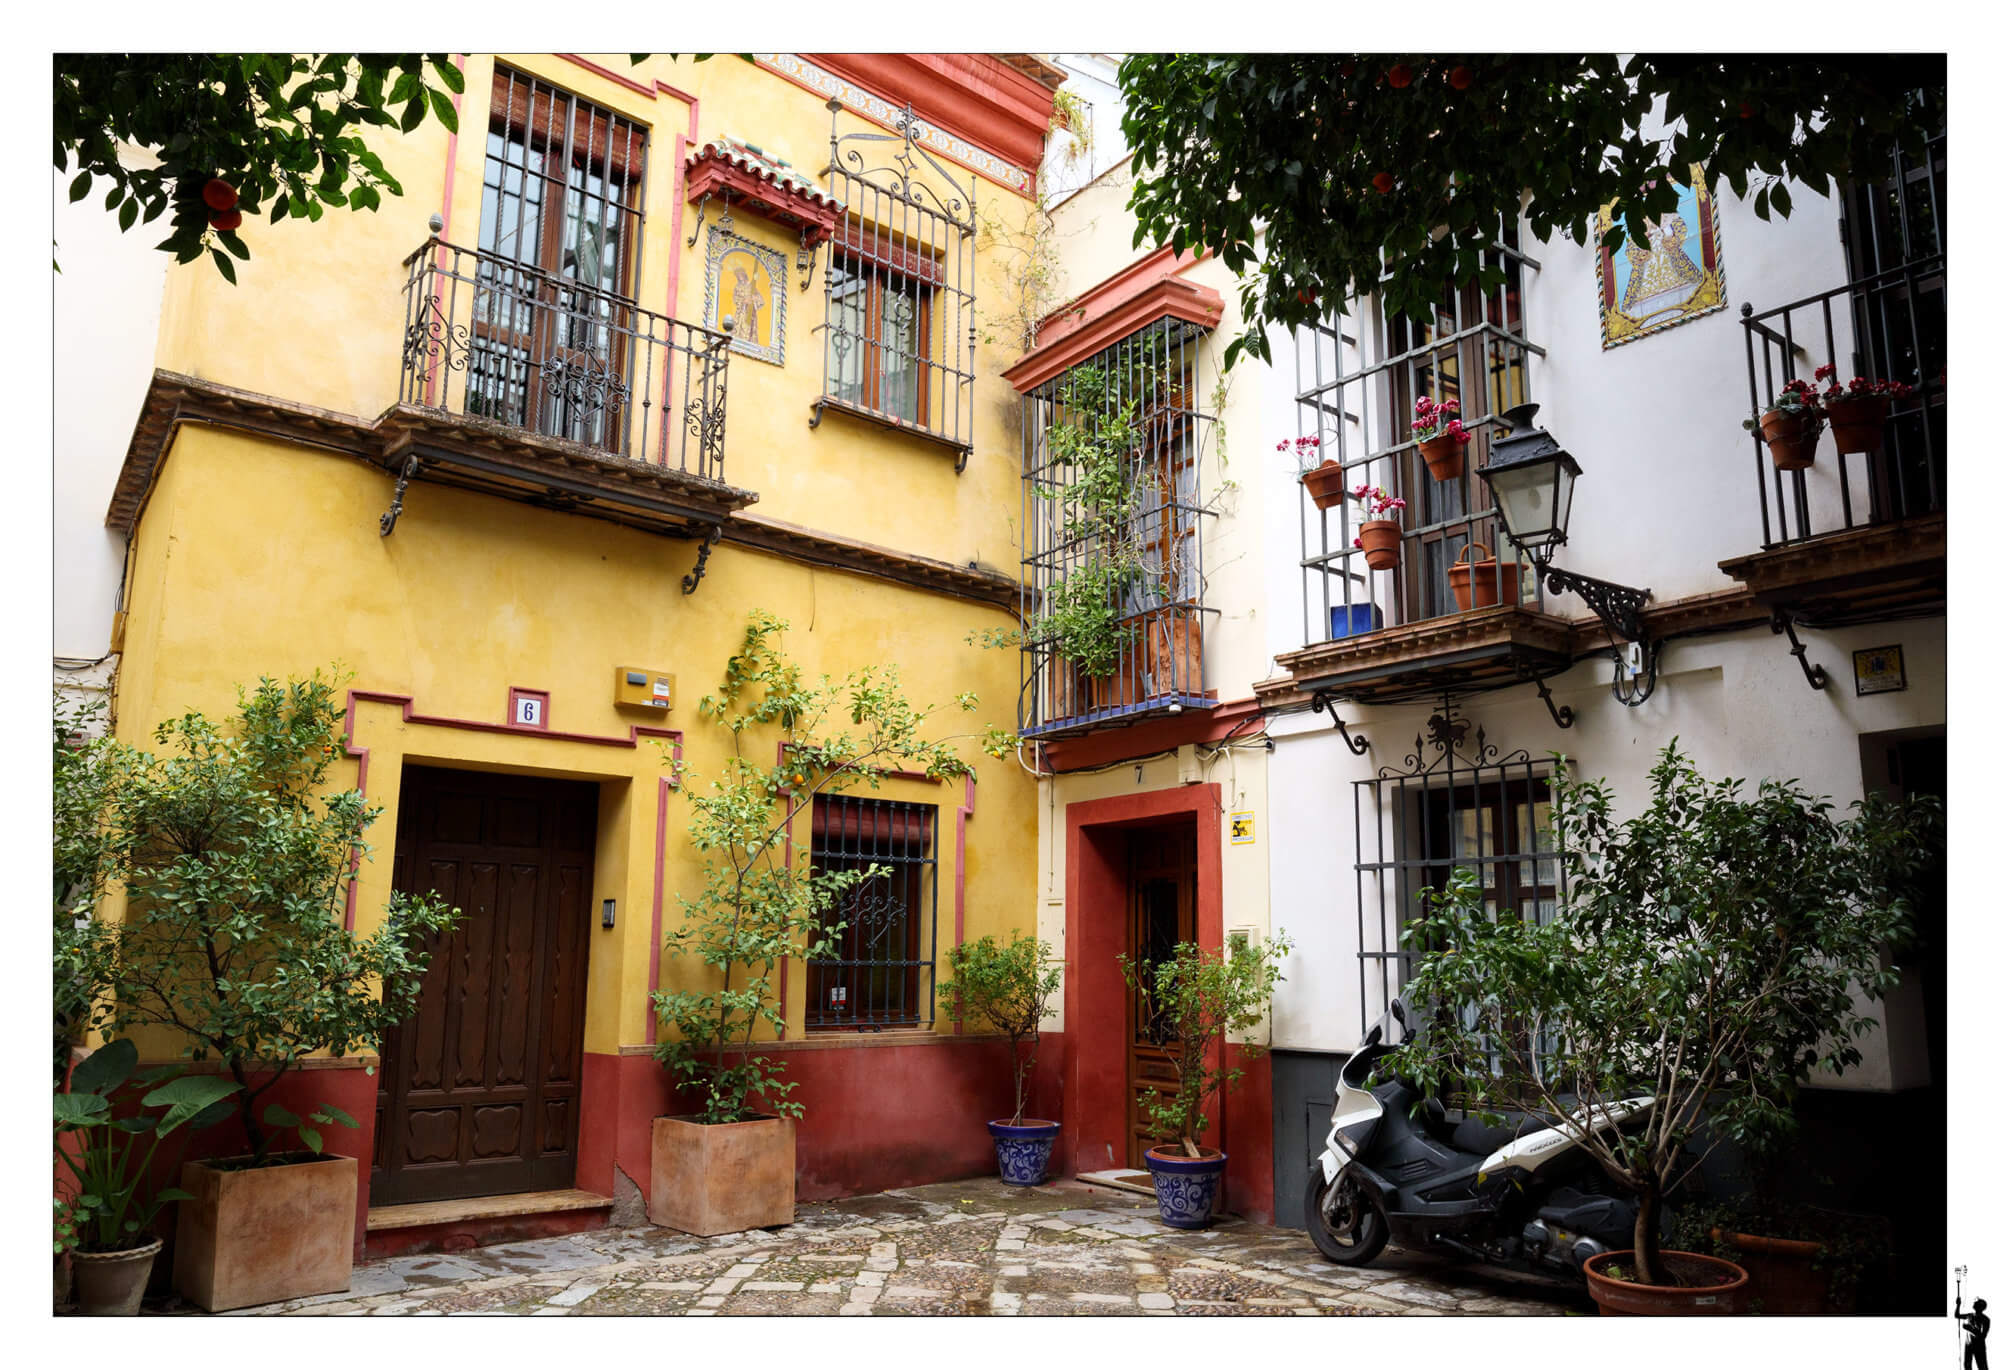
[165,1177,1588,1318]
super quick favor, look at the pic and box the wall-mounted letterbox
[614,667,675,712]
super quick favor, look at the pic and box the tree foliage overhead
[55,54,465,281]
[1117,54,1945,365]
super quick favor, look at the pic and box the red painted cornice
[1002,248,1224,394]
[1038,696,1264,772]
[806,54,1057,181]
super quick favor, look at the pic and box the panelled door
[372,765,598,1206]
[1126,823,1197,1166]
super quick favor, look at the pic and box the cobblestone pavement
[226,1178,1584,1317]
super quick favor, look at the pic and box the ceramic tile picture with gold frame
[704,228,787,366]
[1594,164,1728,349]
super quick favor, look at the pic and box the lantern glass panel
[1488,460,1562,548]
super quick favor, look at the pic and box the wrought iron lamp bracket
[681,525,722,596]
[380,454,421,537]
[1308,689,1371,756]
[1770,608,1830,691]
[797,235,821,291]
[686,193,709,248]
[1535,556,1659,709]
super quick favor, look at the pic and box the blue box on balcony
[1329,605,1380,639]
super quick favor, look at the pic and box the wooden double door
[372,765,598,1206]
[1126,822,1197,1166]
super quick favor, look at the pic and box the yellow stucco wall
[111,425,1037,1055]
[148,53,1036,571]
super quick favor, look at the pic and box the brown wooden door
[1126,823,1196,1166]
[372,765,598,1206]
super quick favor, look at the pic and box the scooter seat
[1449,1114,1548,1159]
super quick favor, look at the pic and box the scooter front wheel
[1303,1162,1388,1266]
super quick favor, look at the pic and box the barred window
[806,796,938,1031]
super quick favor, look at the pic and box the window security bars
[1294,227,1543,651]
[397,68,732,480]
[818,102,977,460]
[1741,116,1945,550]
[1351,705,1566,1037]
[806,796,939,1031]
[1019,318,1217,738]
[400,239,731,480]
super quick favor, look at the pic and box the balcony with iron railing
[1017,316,1218,739]
[384,238,753,547]
[1723,128,1945,630]
[1272,235,1577,706]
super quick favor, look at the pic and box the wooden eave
[1255,606,1578,711]
[1717,513,1946,626]
[106,370,1017,610]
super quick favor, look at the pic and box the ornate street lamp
[1478,403,1659,706]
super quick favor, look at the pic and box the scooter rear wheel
[1304,1163,1389,1266]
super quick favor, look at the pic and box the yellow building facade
[102,53,1061,1243]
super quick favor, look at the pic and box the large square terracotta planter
[173,1153,356,1312]
[648,1114,795,1236]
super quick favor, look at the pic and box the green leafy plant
[98,671,459,1167]
[53,1039,239,1254]
[937,934,1064,1126]
[1116,55,1942,367]
[55,55,470,280]
[1672,1193,1882,1313]
[1120,932,1290,1158]
[55,694,120,1086]
[652,612,1007,1125]
[1394,742,1939,1287]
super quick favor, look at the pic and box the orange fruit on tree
[1372,172,1395,195]
[1387,63,1413,88]
[1450,66,1472,90]
[202,178,238,212]
[210,208,243,232]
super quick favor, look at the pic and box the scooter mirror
[1390,998,1408,1027]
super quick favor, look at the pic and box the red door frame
[1060,781,1273,1221]
[1062,784,1225,1172]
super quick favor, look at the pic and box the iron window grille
[1294,223,1543,650]
[805,796,939,1031]
[816,102,977,461]
[1741,108,1945,550]
[398,67,732,479]
[1019,317,1218,738]
[1351,705,1568,1039]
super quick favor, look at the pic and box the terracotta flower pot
[1113,610,1204,708]
[1301,459,1346,510]
[1759,409,1822,471]
[174,1153,356,1312]
[1716,1229,1835,1315]
[1446,541,1522,612]
[649,1113,795,1236]
[1826,395,1890,455]
[71,1238,160,1316]
[1583,1248,1750,1316]
[1357,520,1402,571]
[1418,433,1466,483]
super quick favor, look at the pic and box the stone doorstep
[365,1189,614,1232]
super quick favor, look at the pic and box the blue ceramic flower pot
[988,1119,1061,1186]
[1144,1145,1227,1228]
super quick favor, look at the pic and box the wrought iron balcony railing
[1294,233,1544,651]
[1740,256,1946,550]
[1019,317,1217,739]
[399,239,731,480]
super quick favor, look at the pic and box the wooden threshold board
[366,1188,613,1231]
[1076,1168,1156,1197]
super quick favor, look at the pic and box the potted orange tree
[650,611,1004,1235]
[99,673,459,1312]
[938,933,1065,1185]
[1397,744,1938,1314]
[1120,932,1289,1228]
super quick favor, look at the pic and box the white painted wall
[54,148,169,705]
[1262,165,1942,1092]
[1041,55,1131,209]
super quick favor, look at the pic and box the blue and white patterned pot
[988,1119,1061,1186]
[1144,1146,1227,1229]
